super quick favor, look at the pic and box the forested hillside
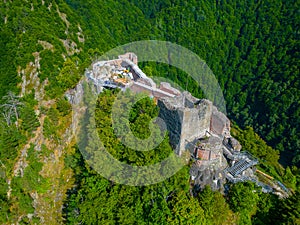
[0,0,299,224]
[63,89,299,224]
[123,0,300,166]
[66,0,300,166]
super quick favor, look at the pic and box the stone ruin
[157,92,212,156]
[69,52,289,196]
[157,91,260,193]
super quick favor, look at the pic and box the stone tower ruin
[158,91,213,155]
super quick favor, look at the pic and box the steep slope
[0,0,299,224]
[0,1,86,223]
[125,0,300,166]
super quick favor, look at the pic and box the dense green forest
[66,0,300,167]
[60,85,299,224]
[123,0,299,167]
[63,89,299,224]
[0,0,299,224]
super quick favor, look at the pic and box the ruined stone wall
[210,106,230,137]
[118,52,138,65]
[157,100,184,154]
[90,54,229,157]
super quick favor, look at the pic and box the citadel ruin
[67,52,290,197]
